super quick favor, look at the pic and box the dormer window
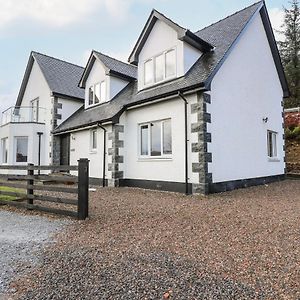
[143,48,176,87]
[88,81,106,106]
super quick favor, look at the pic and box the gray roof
[94,51,137,79]
[79,51,137,88]
[54,1,288,134]
[16,52,84,106]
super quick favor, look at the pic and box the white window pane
[151,122,161,156]
[92,130,97,149]
[141,125,149,155]
[166,49,176,78]
[16,137,28,162]
[155,54,164,82]
[144,59,153,85]
[88,86,94,105]
[100,81,106,102]
[163,120,172,154]
[94,83,100,104]
[267,131,277,157]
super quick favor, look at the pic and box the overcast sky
[0,0,288,112]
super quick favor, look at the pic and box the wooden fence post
[27,163,34,208]
[78,158,89,220]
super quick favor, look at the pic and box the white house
[0,52,84,171]
[2,2,289,194]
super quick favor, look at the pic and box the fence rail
[0,159,89,220]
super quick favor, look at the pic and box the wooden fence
[0,158,89,220]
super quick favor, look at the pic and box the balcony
[1,106,46,126]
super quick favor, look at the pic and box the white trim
[87,80,106,108]
[90,129,98,153]
[267,130,278,159]
[138,118,172,159]
[142,47,177,88]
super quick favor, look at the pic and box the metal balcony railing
[1,106,46,126]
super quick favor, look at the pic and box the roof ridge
[32,51,85,69]
[93,50,137,68]
[195,1,263,34]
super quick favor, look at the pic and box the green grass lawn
[0,186,26,201]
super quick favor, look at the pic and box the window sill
[268,158,280,162]
[90,150,97,154]
[140,76,178,92]
[138,157,173,162]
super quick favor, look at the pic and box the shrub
[285,112,300,129]
[285,127,294,139]
[293,126,300,138]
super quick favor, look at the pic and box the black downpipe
[37,132,43,175]
[178,92,189,195]
[97,124,107,187]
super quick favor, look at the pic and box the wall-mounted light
[263,117,269,123]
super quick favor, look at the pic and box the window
[140,125,149,155]
[143,48,176,86]
[100,81,106,103]
[144,59,153,85]
[90,129,97,151]
[88,81,106,106]
[165,49,176,78]
[30,98,39,122]
[267,131,277,158]
[94,83,101,104]
[139,119,172,158]
[155,54,164,82]
[15,137,28,163]
[1,138,8,164]
[88,86,94,105]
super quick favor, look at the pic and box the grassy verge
[0,186,26,201]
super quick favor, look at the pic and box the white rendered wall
[69,126,108,179]
[18,60,52,166]
[124,95,198,183]
[137,19,201,91]
[57,98,82,126]
[109,76,129,100]
[208,13,285,183]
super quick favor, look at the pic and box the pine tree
[278,0,300,108]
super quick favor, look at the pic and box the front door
[60,134,70,166]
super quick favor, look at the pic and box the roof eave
[259,5,290,98]
[15,53,35,107]
[78,52,97,89]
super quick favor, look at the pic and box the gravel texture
[0,210,70,298]
[5,180,300,299]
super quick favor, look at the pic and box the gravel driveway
[4,180,300,300]
[0,210,70,299]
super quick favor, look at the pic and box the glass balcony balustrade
[1,106,46,126]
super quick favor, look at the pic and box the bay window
[139,119,172,158]
[143,48,176,86]
[88,81,106,106]
[15,137,28,163]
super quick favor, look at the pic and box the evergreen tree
[278,0,300,108]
